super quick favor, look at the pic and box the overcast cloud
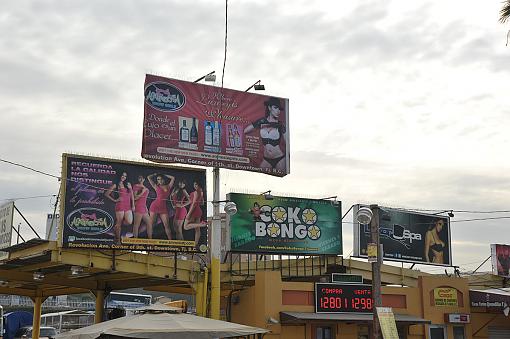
[1,0,509,274]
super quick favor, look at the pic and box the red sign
[445,313,470,324]
[142,75,290,177]
[315,283,373,313]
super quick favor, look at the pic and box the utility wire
[221,0,228,88]
[0,158,60,180]
[0,194,56,201]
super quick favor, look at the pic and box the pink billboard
[141,74,290,177]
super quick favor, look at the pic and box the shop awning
[280,312,431,325]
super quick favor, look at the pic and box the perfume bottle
[205,121,213,146]
[190,117,198,144]
[233,125,241,148]
[180,120,190,142]
[228,125,235,148]
[213,121,220,147]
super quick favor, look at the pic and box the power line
[0,158,60,180]
[0,194,57,202]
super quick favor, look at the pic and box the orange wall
[230,271,506,339]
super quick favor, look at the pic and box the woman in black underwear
[244,97,286,170]
[424,219,446,264]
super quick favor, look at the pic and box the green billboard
[227,193,342,255]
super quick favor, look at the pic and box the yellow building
[229,269,510,339]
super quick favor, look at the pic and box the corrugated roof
[280,311,431,325]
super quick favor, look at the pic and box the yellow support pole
[202,266,209,317]
[95,290,105,323]
[196,280,204,316]
[31,296,43,339]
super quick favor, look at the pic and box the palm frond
[500,0,510,23]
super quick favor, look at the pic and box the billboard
[0,201,14,260]
[227,193,341,255]
[141,74,290,177]
[491,244,510,278]
[60,154,207,252]
[353,205,452,266]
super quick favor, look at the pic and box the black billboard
[353,205,452,266]
[60,154,207,252]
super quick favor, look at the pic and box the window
[429,325,447,339]
[453,326,465,339]
[314,325,334,339]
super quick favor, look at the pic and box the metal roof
[280,311,431,325]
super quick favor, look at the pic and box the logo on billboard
[255,206,321,240]
[66,208,114,235]
[362,223,422,249]
[144,81,186,112]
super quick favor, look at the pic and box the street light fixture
[245,80,265,92]
[260,190,273,200]
[356,204,382,339]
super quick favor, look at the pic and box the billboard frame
[352,204,453,267]
[59,153,207,253]
[227,193,342,256]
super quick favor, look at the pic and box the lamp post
[356,204,382,339]
[210,168,238,320]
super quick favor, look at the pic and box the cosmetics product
[213,121,220,147]
[205,121,213,146]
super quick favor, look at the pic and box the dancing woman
[105,172,134,243]
[147,173,175,240]
[244,97,287,171]
[424,219,446,264]
[132,175,150,238]
[171,180,190,240]
[183,181,207,245]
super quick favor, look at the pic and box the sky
[1,0,509,275]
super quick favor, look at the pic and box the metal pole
[370,204,382,339]
[210,167,221,319]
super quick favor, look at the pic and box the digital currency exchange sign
[353,205,452,266]
[315,283,373,313]
[141,74,290,177]
[228,193,341,255]
[60,154,207,252]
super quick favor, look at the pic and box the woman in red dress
[132,175,150,238]
[147,173,175,240]
[183,181,206,246]
[105,172,135,244]
[171,180,190,240]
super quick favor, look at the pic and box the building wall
[231,270,504,339]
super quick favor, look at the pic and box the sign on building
[0,201,14,260]
[353,205,452,266]
[433,287,459,306]
[228,193,341,255]
[141,74,290,177]
[315,283,373,313]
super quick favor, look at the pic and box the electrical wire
[0,158,60,180]
[0,194,56,202]
[221,0,228,88]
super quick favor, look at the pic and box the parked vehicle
[13,326,57,339]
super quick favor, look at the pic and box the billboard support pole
[210,167,221,319]
[370,204,382,339]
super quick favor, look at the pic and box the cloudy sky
[1,0,509,274]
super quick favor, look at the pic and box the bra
[253,118,286,146]
[430,243,444,252]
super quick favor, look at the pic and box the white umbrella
[55,304,267,339]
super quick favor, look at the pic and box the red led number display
[315,283,373,313]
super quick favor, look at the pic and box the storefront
[470,288,510,339]
[231,271,476,339]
